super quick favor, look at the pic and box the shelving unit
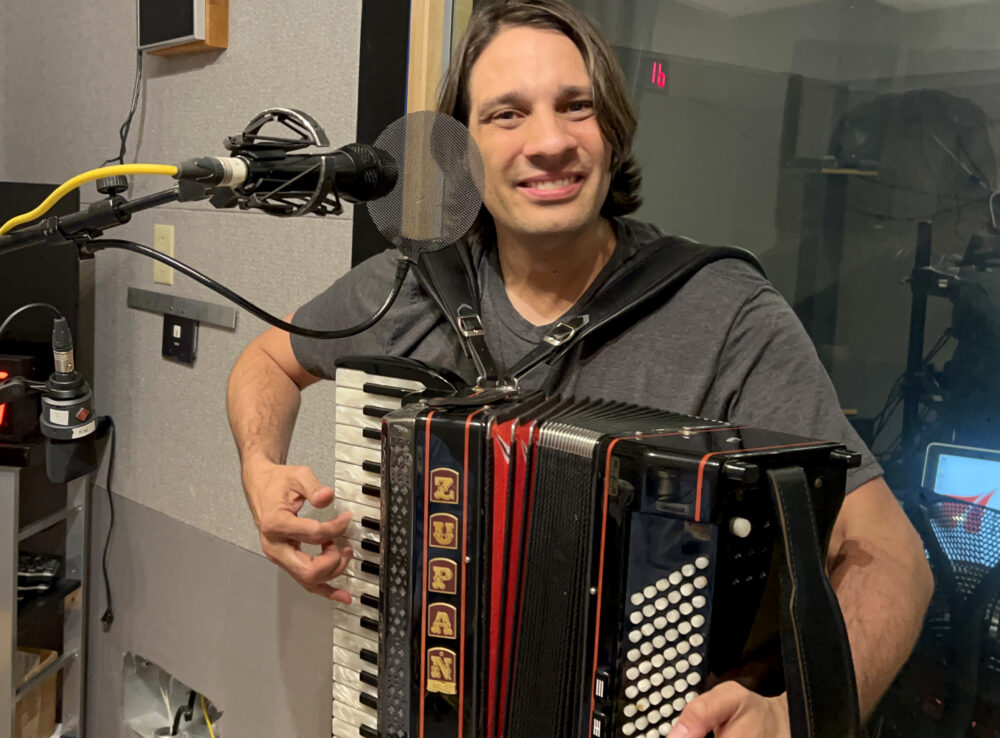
[1,441,89,738]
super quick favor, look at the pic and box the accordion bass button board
[331,357,858,738]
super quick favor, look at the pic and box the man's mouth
[518,175,583,190]
[516,174,585,199]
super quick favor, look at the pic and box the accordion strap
[509,236,761,383]
[767,467,860,738]
[414,236,763,387]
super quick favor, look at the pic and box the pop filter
[367,111,486,258]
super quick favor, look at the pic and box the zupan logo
[427,648,458,695]
[427,603,458,639]
[429,513,459,550]
[428,558,458,595]
[430,467,460,504]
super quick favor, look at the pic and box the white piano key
[336,405,382,430]
[333,496,382,521]
[333,609,378,641]
[332,697,377,727]
[336,461,380,487]
[342,558,379,585]
[336,422,382,451]
[333,716,375,738]
[333,645,377,675]
[336,442,382,466]
[333,624,378,654]
[336,480,382,507]
[331,572,381,602]
[336,386,404,411]
[333,669,377,700]
[338,536,380,565]
[335,367,427,393]
[335,593,379,623]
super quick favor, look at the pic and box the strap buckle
[456,307,485,338]
[542,315,589,347]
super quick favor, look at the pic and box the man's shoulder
[617,218,771,304]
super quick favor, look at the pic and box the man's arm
[826,476,934,717]
[668,477,933,737]
[227,316,355,602]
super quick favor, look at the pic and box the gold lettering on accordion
[428,558,458,594]
[429,513,459,550]
[427,603,458,639]
[427,648,458,695]
[430,467,460,504]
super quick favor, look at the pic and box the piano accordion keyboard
[331,367,428,738]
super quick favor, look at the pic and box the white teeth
[528,177,576,190]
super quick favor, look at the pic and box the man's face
[466,26,613,244]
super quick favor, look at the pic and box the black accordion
[330,356,860,738]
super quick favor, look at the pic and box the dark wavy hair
[437,0,642,244]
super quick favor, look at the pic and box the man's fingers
[669,682,749,738]
[291,465,335,508]
[261,508,352,544]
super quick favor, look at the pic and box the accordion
[330,356,860,738]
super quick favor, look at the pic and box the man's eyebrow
[476,85,594,117]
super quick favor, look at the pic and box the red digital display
[0,370,7,427]
[650,61,667,89]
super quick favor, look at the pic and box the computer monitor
[923,442,1000,510]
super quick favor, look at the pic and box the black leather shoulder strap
[413,236,764,386]
[413,244,504,384]
[509,236,764,380]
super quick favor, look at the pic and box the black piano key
[362,427,381,441]
[361,560,380,577]
[361,517,382,533]
[360,593,380,610]
[360,670,378,688]
[360,648,378,665]
[362,382,411,398]
[362,460,382,474]
[362,405,390,419]
[359,725,378,738]
[361,539,380,554]
[361,483,381,498]
[361,615,379,633]
[359,692,378,710]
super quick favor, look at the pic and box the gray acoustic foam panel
[2,0,363,192]
[87,491,336,737]
[93,208,356,551]
[1,0,366,552]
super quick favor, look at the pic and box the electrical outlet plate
[153,224,175,285]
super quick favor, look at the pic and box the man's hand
[243,459,355,603]
[668,683,789,738]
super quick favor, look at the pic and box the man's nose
[523,110,577,160]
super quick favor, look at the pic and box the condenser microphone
[174,143,397,204]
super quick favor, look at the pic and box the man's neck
[496,218,617,326]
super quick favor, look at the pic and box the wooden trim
[406,0,447,112]
[149,0,228,57]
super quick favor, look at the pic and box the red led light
[650,61,666,89]
[0,370,7,426]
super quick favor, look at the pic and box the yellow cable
[0,163,179,236]
[201,694,217,738]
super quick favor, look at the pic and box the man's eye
[493,110,519,121]
[567,100,594,114]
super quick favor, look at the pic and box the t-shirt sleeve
[713,274,883,493]
[289,250,442,380]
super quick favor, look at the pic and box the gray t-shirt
[291,218,882,492]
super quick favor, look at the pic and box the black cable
[89,239,411,339]
[170,690,197,735]
[100,417,116,632]
[0,302,63,340]
[103,49,143,167]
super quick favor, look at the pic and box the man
[227,1,933,735]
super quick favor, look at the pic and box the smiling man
[226,1,932,736]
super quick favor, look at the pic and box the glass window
[457,1,1000,733]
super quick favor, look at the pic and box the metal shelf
[1,465,89,738]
